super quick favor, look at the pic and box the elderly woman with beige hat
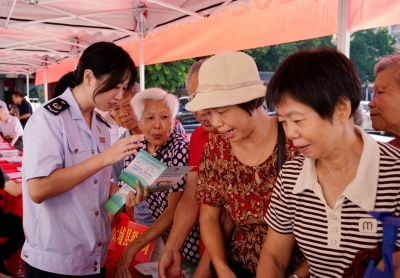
[186,52,307,278]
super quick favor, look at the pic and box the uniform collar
[60,88,82,121]
[292,126,380,211]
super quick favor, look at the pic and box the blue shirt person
[21,42,146,277]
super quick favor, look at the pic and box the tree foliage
[349,28,396,87]
[142,58,195,92]
[244,36,334,71]
[143,28,396,91]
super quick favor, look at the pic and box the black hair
[0,167,5,190]
[266,48,362,121]
[53,72,75,98]
[74,42,137,101]
[12,91,24,98]
[237,97,266,116]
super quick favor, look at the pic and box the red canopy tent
[1,0,400,90]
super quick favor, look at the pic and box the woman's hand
[125,180,149,207]
[158,248,183,278]
[101,134,145,166]
[115,243,139,278]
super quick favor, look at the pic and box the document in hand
[104,150,193,215]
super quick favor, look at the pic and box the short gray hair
[185,59,208,87]
[131,88,179,122]
[374,53,400,86]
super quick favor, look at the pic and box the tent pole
[139,9,145,91]
[26,74,30,99]
[337,0,350,57]
[139,37,145,91]
[44,66,48,102]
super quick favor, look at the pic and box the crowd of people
[1,41,400,278]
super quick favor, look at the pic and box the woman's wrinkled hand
[125,180,149,207]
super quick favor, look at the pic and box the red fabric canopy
[35,0,400,85]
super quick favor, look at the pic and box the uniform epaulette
[43,98,70,115]
[95,111,111,129]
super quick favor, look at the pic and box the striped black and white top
[265,127,400,278]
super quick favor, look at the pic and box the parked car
[176,97,200,133]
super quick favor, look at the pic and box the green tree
[349,28,396,87]
[142,58,195,92]
[244,36,334,71]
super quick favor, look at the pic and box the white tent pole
[139,9,145,91]
[337,0,350,57]
[44,66,48,102]
[139,38,145,91]
[26,74,30,99]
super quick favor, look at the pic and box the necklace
[237,118,273,185]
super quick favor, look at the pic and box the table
[0,144,23,275]
[0,144,150,277]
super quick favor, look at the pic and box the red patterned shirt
[195,134,300,274]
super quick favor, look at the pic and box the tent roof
[0,0,248,75]
[1,0,400,85]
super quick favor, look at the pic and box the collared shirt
[21,88,112,275]
[17,98,33,128]
[104,112,126,146]
[265,126,400,278]
[0,114,23,138]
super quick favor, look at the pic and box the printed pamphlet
[104,150,192,214]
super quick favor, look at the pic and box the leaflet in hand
[104,150,192,215]
[119,150,192,192]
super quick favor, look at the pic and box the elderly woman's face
[139,99,174,146]
[276,97,341,160]
[118,93,142,134]
[369,66,400,134]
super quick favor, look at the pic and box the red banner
[108,214,155,263]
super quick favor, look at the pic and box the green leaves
[244,36,334,72]
[350,28,396,87]
[140,58,195,92]
[245,28,396,89]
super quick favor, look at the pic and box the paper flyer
[104,150,192,214]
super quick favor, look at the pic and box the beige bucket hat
[185,51,266,112]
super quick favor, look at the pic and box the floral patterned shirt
[195,134,301,274]
[118,132,200,263]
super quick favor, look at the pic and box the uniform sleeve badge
[44,98,70,115]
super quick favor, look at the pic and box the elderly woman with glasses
[115,88,200,278]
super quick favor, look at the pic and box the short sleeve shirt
[195,134,300,274]
[17,98,33,127]
[265,127,400,278]
[0,115,23,138]
[188,126,209,172]
[21,89,112,275]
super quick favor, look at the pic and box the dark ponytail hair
[53,71,75,98]
[74,42,137,101]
